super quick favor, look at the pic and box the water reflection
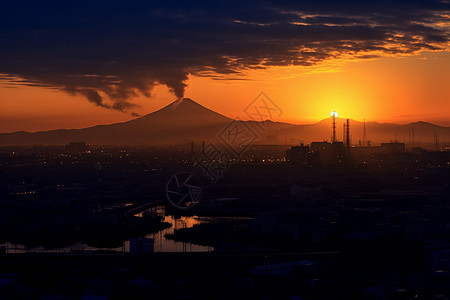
[2,205,212,253]
[136,206,212,252]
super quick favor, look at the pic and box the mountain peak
[169,97,196,106]
[408,121,437,127]
[161,97,206,112]
[136,97,232,125]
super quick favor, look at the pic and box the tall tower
[331,111,337,142]
[362,119,367,147]
[346,119,350,148]
[343,123,346,143]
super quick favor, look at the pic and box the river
[2,205,212,254]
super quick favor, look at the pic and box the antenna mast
[331,112,336,142]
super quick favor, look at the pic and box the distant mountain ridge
[0,98,449,146]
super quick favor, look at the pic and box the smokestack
[331,112,336,142]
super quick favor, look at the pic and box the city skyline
[1,97,449,146]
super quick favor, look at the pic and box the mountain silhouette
[0,98,232,145]
[0,98,449,146]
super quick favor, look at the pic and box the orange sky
[1,51,449,133]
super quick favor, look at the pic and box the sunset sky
[1,1,449,133]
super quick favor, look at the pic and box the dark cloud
[0,0,448,113]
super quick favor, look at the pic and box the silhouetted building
[310,141,345,164]
[285,143,317,164]
[350,146,380,164]
[286,141,346,164]
[380,142,405,154]
[66,142,88,152]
